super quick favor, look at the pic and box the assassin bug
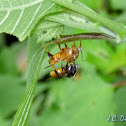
[50,63,79,79]
[44,36,82,68]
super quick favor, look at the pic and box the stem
[113,81,126,88]
[43,33,115,47]
[52,0,126,38]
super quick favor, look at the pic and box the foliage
[0,0,126,126]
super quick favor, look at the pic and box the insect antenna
[79,40,83,61]
[44,64,52,69]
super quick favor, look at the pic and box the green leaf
[79,0,102,10]
[0,33,6,47]
[12,35,45,125]
[26,36,46,87]
[32,20,63,43]
[0,75,25,118]
[0,0,56,41]
[0,113,9,126]
[105,42,126,73]
[87,52,109,71]
[115,12,126,25]
[116,43,126,53]
[28,95,44,126]
[83,40,114,71]
[35,63,114,126]
[12,78,37,126]
[0,48,18,75]
[51,0,126,42]
[106,50,126,73]
[114,86,126,126]
[45,11,116,38]
[111,0,126,10]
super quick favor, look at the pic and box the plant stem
[52,0,126,39]
[43,33,115,47]
[113,81,126,88]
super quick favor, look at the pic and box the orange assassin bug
[44,36,82,68]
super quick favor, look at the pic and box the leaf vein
[7,0,12,8]
[0,1,3,9]
[36,2,55,20]
[19,3,42,38]
[0,11,10,25]
[11,9,24,33]
[0,0,44,11]
[18,85,33,126]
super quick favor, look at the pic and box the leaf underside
[0,0,56,41]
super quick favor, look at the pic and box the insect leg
[60,63,64,76]
[61,68,64,75]
[43,45,49,52]
[64,63,68,70]
[44,65,53,69]
[56,36,62,51]
[66,63,68,67]
[65,44,67,47]
[74,40,75,46]
[52,66,61,78]
[43,46,54,59]
[48,53,54,59]
[52,66,56,70]
[55,70,60,78]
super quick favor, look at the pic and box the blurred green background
[0,0,126,126]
